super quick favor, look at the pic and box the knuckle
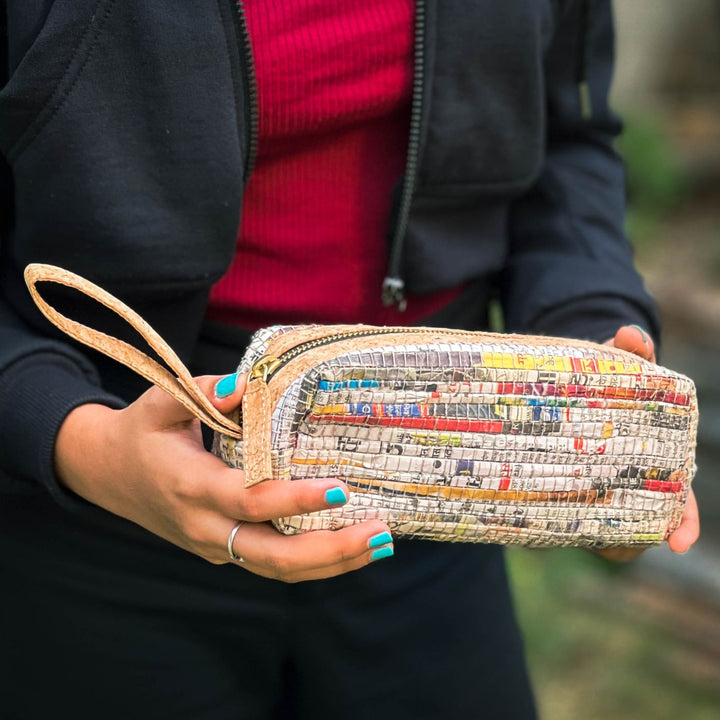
[262,553,294,582]
[294,488,324,516]
[140,386,170,418]
[331,540,354,565]
[238,491,263,522]
[181,516,210,551]
[173,472,204,503]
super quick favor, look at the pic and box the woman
[0,1,699,718]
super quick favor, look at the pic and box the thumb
[206,372,248,414]
[141,373,247,428]
[605,325,656,363]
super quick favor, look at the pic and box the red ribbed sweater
[206,0,462,329]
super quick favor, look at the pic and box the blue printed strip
[341,402,564,422]
[318,380,381,390]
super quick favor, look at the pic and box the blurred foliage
[507,549,720,720]
[488,298,505,333]
[618,114,689,246]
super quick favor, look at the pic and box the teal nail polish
[215,373,239,398]
[368,531,393,549]
[325,487,347,505]
[630,324,648,343]
[371,546,394,562]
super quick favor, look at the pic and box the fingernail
[630,324,648,344]
[215,373,239,398]
[371,546,394,562]
[368,531,393,549]
[325,487,347,505]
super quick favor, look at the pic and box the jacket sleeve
[501,0,660,346]
[0,0,123,507]
[0,286,126,506]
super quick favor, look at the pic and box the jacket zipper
[235,1,259,180]
[233,0,422,296]
[576,0,593,120]
[382,0,426,312]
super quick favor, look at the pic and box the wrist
[54,403,117,495]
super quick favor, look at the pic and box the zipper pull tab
[242,356,280,487]
[382,276,408,312]
[578,80,592,120]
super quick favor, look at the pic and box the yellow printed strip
[479,352,642,374]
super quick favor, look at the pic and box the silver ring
[227,521,246,563]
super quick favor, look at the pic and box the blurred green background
[508,2,720,718]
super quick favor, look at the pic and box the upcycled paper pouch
[216,324,698,548]
[24,266,698,549]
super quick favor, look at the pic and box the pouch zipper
[248,324,505,387]
[250,328,417,384]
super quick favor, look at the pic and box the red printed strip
[644,480,685,493]
[297,421,692,457]
[305,414,509,433]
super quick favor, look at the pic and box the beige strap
[24,264,242,439]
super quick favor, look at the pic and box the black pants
[1,493,536,720]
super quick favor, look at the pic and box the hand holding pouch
[26,264,698,548]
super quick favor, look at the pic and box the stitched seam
[8,0,115,162]
[260,384,270,478]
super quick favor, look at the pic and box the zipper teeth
[273,329,403,372]
[236,1,259,180]
[387,0,426,280]
[260,325,500,383]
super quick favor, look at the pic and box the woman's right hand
[54,373,394,582]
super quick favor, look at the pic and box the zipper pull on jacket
[382,276,408,311]
[576,0,594,120]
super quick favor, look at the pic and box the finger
[136,373,246,429]
[209,372,247,413]
[211,466,356,522]
[228,520,394,581]
[164,435,355,522]
[258,547,392,583]
[668,488,700,553]
[593,546,647,563]
[184,373,247,414]
[609,325,656,362]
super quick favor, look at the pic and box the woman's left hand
[593,325,700,562]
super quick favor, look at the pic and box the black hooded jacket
[0,0,658,509]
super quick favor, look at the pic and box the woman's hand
[54,373,393,582]
[594,325,700,562]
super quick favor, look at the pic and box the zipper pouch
[26,265,699,548]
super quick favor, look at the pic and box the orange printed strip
[346,477,613,505]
